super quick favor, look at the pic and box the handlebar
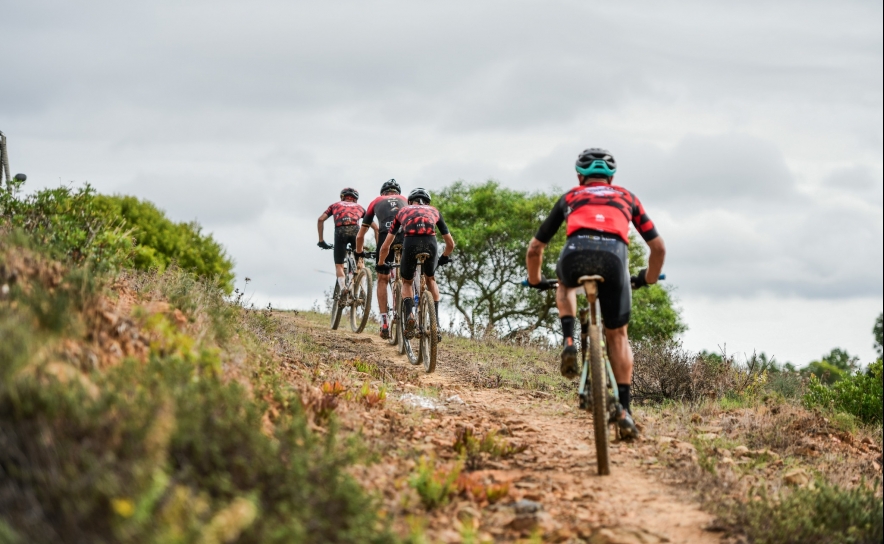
[522,273,666,290]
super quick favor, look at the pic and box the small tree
[433,181,564,336]
[626,235,687,342]
[803,348,860,384]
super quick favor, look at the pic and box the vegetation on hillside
[0,185,393,543]
[0,179,234,291]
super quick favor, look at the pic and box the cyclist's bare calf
[376,273,390,313]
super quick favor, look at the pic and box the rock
[733,445,750,457]
[783,468,810,486]
[674,441,696,453]
[696,433,719,440]
[656,436,675,444]
[438,529,462,543]
[589,526,670,544]
[719,457,736,466]
[512,499,542,514]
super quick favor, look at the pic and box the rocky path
[284,313,720,543]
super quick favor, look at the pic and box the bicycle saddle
[578,275,605,284]
[415,252,431,262]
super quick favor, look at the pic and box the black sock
[403,297,414,316]
[434,300,439,317]
[618,384,631,414]
[561,316,575,345]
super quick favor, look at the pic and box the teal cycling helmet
[575,148,617,178]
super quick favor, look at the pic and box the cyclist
[318,188,378,294]
[377,188,455,337]
[356,179,408,338]
[524,148,666,438]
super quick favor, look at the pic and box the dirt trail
[286,313,720,543]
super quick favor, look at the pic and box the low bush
[803,360,883,425]
[726,480,883,544]
[0,235,394,544]
[1,181,234,291]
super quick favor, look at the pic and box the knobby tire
[330,281,344,330]
[401,296,419,365]
[419,295,438,373]
[349,268,373,333]
[390,281,401,346]
[590,321,610,475]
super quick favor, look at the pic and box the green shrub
[1,182,234,291]
[804,360,883,424]
[729,480,883,544]
[94,195,234,292]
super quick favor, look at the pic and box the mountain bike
[323,243,373,332]
[394,252,439,373]
[525,273,664,475]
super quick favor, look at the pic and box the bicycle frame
[576,277,620,409]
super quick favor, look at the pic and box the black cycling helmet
[380,179,401,195]
[407,188,431,205]
[340,187,359,201]
[575,148,617,178]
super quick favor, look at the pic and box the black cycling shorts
[376,230,403,275]
[401,235,437,281]
[333,226,359,265]
[556,231,631,329]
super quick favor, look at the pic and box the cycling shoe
[617,410,640,441]
[379,325,390,339]
[405,314,417,338]
[560,344,579,379]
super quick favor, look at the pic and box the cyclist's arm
[371,221,379,244]
[317,212,330,242]
[441,233,455,256]
[436,215,455,256]
[645,236,665,284]
[526,197,566,284]
[355,224,371,253]
[526,238,546,285]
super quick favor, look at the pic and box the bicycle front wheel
[349,268,373,333]
[419,295,438,373]
[401,296,419,365]
[590,321,610,475]
[389,281,401,346]
[330,281,344,330]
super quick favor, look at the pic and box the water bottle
[414,293,419,307]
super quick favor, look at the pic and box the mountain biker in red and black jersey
[355,179,408,338]
[318,188,378,294]
[525,149,666,439]
[377,188,456,337]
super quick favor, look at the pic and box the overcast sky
[3,0,882,364]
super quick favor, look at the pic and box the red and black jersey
[363,194,407,233]
[323,201,366,228]
[535,182,658,244]
[389,204,450,237]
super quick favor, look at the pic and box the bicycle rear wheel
[330,281,344,330]
[419,295,438,373]
[389,281,401,346]
[590,321,610,475]
[349,268,373,333]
